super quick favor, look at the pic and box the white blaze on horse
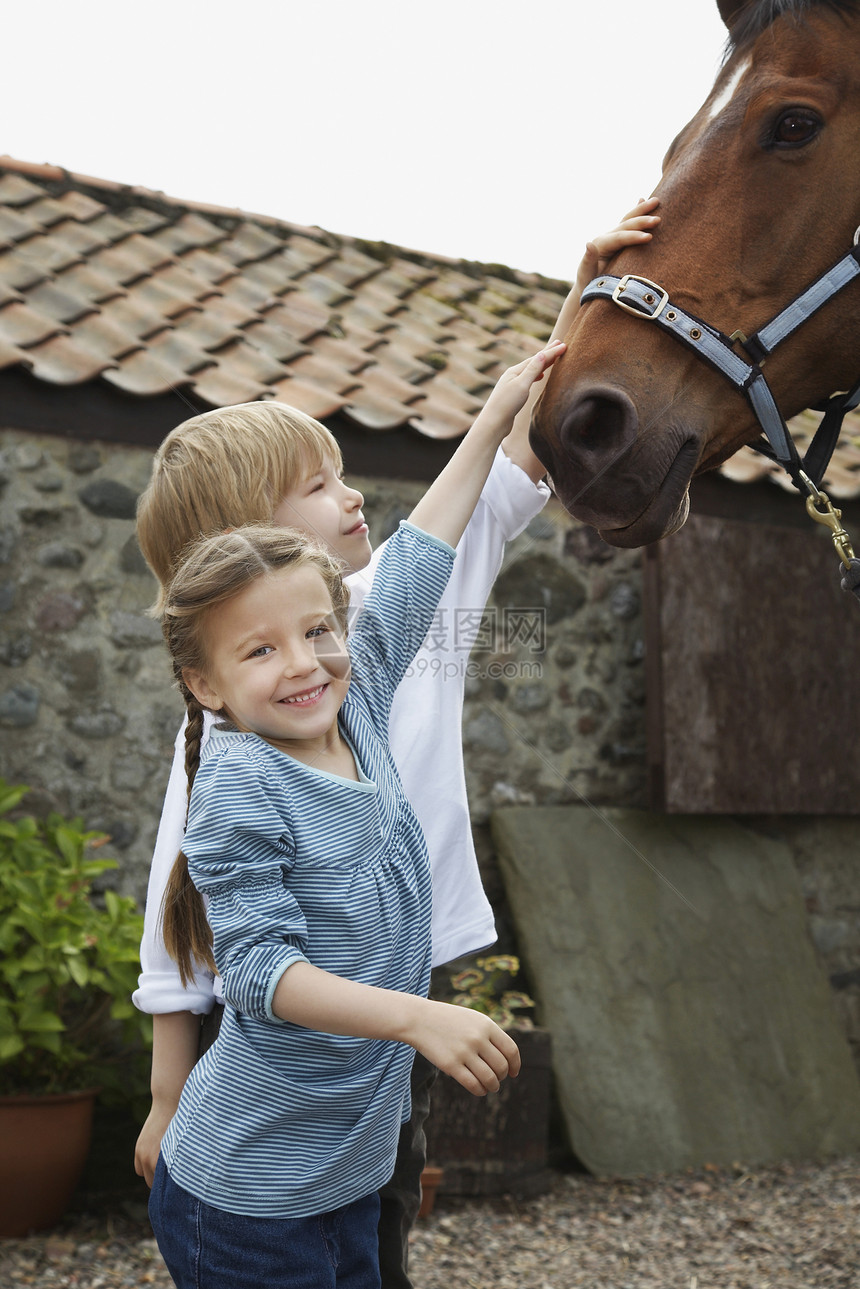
[531,0,860,549]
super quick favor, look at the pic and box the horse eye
[771,111,821,148]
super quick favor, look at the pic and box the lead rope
[799,470,860,600]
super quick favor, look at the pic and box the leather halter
[580,228,860,499]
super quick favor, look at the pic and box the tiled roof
[0,155,858,495]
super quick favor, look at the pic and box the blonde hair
[159,524,351,985]
[137,401,343,612]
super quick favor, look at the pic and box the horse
[530,0,860,549]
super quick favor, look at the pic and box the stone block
[492,806,860,1177]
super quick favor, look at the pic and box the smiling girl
[147,341,566,1288]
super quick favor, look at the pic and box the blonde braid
[160,683,216,985]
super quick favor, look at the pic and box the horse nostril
[559,389,638,463]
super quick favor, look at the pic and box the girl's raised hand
[478,339,567,430]
[406,998,521,1096]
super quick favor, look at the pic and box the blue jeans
[150,1156,381,1289]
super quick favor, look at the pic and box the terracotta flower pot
[418,1165,444,1217]
[0,1088,98,1237]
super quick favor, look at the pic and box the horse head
[531,0,860,547]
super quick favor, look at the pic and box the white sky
[9,1,729,281]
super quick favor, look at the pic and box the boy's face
[183,563,351,753]
[272,456,371,574]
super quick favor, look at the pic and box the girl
[134,203,662,1288]
[148,340,566,1288]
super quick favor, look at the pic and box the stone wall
[1,425,857,1071]
[0,425,647,904]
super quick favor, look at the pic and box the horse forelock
[726,0,859,56]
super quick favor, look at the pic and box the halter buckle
[611,275,669,320]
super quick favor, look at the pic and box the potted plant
[0,779,151,1236]
[425,955,553,1198]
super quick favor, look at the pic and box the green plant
[0,780,152,1098]
[447,954,535,1031]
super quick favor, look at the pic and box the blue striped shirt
[160,523,455,1217]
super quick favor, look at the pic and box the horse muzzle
[531,384,699,546]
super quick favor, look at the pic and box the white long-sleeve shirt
[133,448,549,1015]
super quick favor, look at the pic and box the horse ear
[716,0,748,29]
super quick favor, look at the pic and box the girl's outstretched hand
[405,998,521,1096]
[478,339,566,430]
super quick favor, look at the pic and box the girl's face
[272,456,371,573]
[183,563,351,753]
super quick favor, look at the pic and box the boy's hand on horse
[552,197,662,341]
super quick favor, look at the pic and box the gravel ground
[1,1156,858,1288]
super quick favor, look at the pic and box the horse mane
[727,0,859,52]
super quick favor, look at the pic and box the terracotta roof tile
[456,300,509,333]
[346,389,426,431]
[0,301,66,347]
[88,234,174,285]
[86,210,145,244]
[70,312,146,360]
[298,273,355,309]
[333,320,387,352]
[322,249,388,289]
[372,261,438,296]
[101,346,190,395]
[146,328,216,375]
[422,354,495,395]
[417,374,484,416]
[370,341,438,385]
[237,255,298,295]
[25,196,86,229]
[52,190,109,222]
[217,274,281,314]
[151,261,221,304]
[218,221,286,266]
[152,213,226,255]
[171,310,243,353]
[505,308,557,339]
[385,318,454,352]
[287,353,363,396]
[119,206,172,236]
[310,335,376,374]
[53,262,127,305]
[442,317,498,350]
[0,207,41,245]
[190,365,273,407]
[1,155,857,496]
[278,235,339,275]
[98,294,175,341]
[179,247,240,287]
[209,338,288,388]
[46,219,113,258]
[241,320,311,365]
[0,173,47,206]
[260,293,331,341]
[193,293,258,331]
[26,333,115,384]
[122,276,203,322]
[0,243,51,290]
[0,336,32,370]
[6,236,81,278]
[351,364,427,408]
[266,380,351,420]
[25,279,98,325]
[0,280,24,309]
[407,403,474,440]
